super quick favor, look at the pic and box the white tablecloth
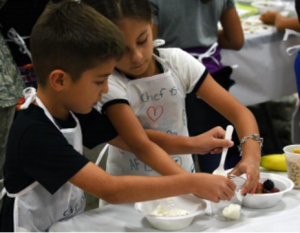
[50,171,300,232]
[222,25,299,106]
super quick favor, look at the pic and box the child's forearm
[231,107,261,164]
[276,16,300,32]
[218,29,244,50]
[70,163,236,204]
[111,128,233,156]
[145,129,196,154]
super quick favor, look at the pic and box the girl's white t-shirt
[97,48,207,111]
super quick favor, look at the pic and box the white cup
[211,175,246,221]
[283,145,300,189]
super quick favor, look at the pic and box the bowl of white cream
[134,194,207,231]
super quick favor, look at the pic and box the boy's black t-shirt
[0,104,118,231]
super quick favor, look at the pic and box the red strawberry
[271,188,280,193]
[255,182,264,194]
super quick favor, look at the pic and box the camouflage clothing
[0,30,24,108]
[0,22,25,184]
[0,105,15,172]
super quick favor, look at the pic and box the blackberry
[263,179,274,191]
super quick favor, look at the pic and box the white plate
[251,1,286,13]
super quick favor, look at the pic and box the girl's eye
[137,37,148,45]
[95,81,104,86]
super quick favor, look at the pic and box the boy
[0,1,235,232]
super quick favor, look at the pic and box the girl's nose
[131,49,143,63]
[100,82,109,95]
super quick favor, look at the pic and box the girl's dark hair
[82,0,153,24]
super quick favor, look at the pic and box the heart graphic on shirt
[147,106,164,123]
[119,149,125,155]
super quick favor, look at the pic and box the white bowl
[251,1,286,13]
[134,194,206,231]
[242,172,294,209]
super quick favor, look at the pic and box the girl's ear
[48,69,69,91]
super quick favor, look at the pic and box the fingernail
[247,174,251,179]
[242,189,247,195]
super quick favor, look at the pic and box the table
[50,171,300,232]
[221,14,299,106]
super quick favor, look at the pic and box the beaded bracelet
[238,133,263,156]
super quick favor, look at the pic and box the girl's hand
[228,156,260,195]
[260,11,280,25]
[191,127,234,155]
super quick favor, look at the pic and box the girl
[83,0,261,194]
[150,0,244,173]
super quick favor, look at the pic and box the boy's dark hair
[81,0,152,25]
[30,0,125,87]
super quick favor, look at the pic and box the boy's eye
[137,37,148,45]
[95,81,104,85]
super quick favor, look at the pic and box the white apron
[106,42,194,176]
[1,87,85,232]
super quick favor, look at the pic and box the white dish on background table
[251,0,286,13]
[241,15,274,34]
[236,0,254,5]
[134,194,206,231]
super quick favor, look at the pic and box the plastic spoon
[212,125,234,176]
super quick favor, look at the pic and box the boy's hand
[228,156,260,195]
[260,11,279,25]
[191,127,234,155]
[192,173,236,203]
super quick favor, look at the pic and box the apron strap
[283,29,300,41]
[19,87,61,131]
[0,178,6,200]
[153,39,165,48]
[286,45,300,56]
[283,29,300,56]
[95,144,109,166]
[20,87,37,110]
[0,187,6,200]
[189,42,221,66]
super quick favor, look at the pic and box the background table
[50,171,300,232]
[222,28,299,107]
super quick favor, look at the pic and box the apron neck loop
[283,29,300,56]
[190,42,220,66]
[20,87,37,110]
[287,45,300,56]
[153,39,165,48]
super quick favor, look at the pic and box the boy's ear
[48,70,69,91]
